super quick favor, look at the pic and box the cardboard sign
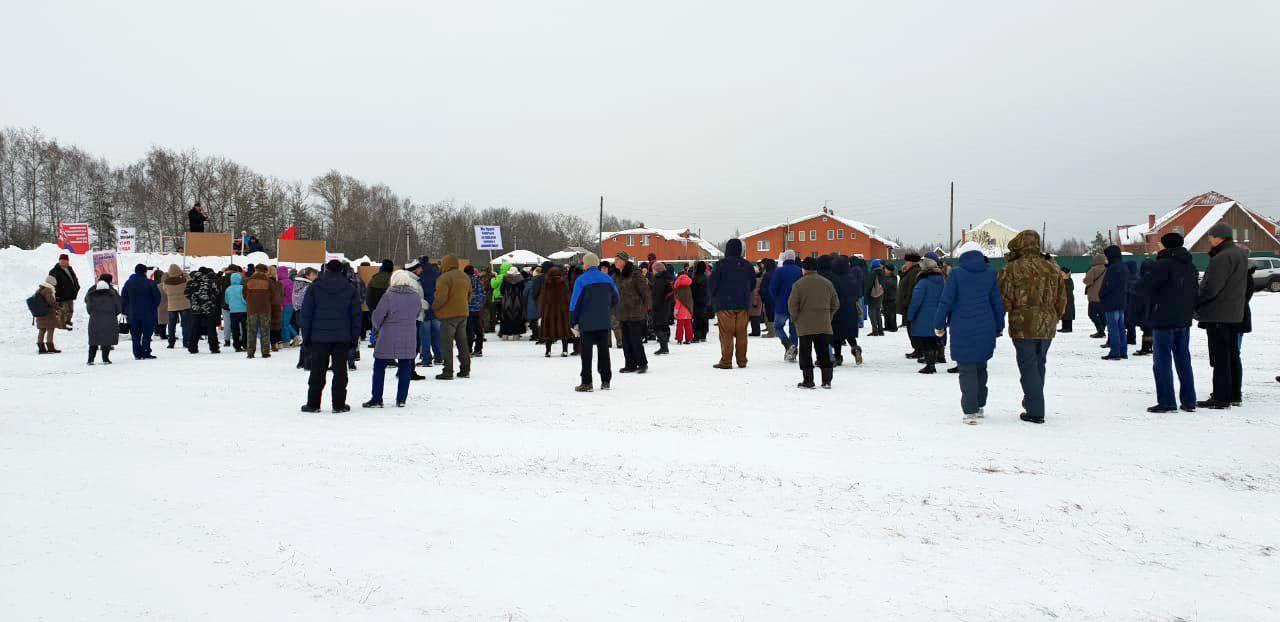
[185,232,234,257]
[278,239,327,263]
[91,250,119,283]
[116,227,137,253]
[58,223,91,254]
[475,225,503,251]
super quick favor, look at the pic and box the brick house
[600,227,722,262]
[1117,191,1280,254]
[739,211,897,262]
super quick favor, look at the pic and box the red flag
[279,225,297,241]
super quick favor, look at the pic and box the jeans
[1013,338,1051,420]
[1204,323,1242,402]
[716,310,749,367]
[1152,328,1196,408]
[371,358,414,404]
[281,306,297,342]
[773,312,797,348]
[578,329,612,386]
[229,312,246,350]
[307,342,351,408]
[222,308,231,343]
[868,297,884,333]
[797,333,833,385]
[421,319,442,363]
[168,309,190,346]
[439,316,470,376]
[957,362,989,415]
[620,319,648,369]
[1087,302,1106,334]
[1105,310,1127,358]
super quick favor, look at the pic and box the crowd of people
[25,221,1271,423]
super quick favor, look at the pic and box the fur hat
[1206,222,1232,240]
[1160,232,1185,249]
[779,249,797,263]
[326,259,345,272]
[41,275,57,288]
[904,253,922,262]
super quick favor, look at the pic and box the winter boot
[46,343,61,354]
[87,345,97,365]
[37,343,48,354]
[820,365,833,389]
[854,345,864,366]
[101,347,112,364]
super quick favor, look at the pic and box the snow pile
[0,241,1278,619]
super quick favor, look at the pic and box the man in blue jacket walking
[299,260,362,413]
[121,263,161,360]
[768,249,802,362]
[708,238,756,369]
[570,252,619,392]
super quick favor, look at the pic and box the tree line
[0,126,639,262]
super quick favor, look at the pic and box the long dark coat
[1061,272,1076,322]
[539,268,572,342]
[84,284,122,347]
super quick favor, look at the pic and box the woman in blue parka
[907,257,947,374]
[933,242,1005,423]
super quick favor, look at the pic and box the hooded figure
[499,269,527,336]
[933,247,1005,421]
[996,231,1066,423]
[84,276,123,354]
[830,256,863,365]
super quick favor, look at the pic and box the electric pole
[598,195,604,255]
[948,182,955,254]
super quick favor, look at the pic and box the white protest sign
[475,225,503,251]
[117,227,137,253]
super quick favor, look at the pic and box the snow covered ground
[2,244,1278,620]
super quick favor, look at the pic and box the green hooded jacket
[490,263,512,302]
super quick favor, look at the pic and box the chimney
[961,230,967,243]
[1148,214,1156,230]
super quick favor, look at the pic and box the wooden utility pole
[598,195,604,255]
[948,181,955,254]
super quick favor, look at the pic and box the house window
[827,230,835,241]
[811,251,820,258]
[836,229,844,240]
[1241,228,1250,242]
[850,232,856,240]
[797,231,806,242]
[641,235,650,246]
[809,230,816,241]
[1173,226,1185,235]
[626,235,633,246]
[757,239,770,252]
[786,231,794,242]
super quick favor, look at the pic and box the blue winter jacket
[299,271,361,344]
[907,271,945,338]
[419,263,439,320]
[1098,261,1128,312]
[933,250,1005,363]
[569,267,619,332]
[768,260,803,317]
[120,273,161,327]
[708,238,755,312]
[224,273,247,313]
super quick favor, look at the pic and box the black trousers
[190,313,220,352]
[693,310,709,341]
[833,336,858,360]
[1087,302,1105,333]
[620,320,647,369]
[1204,324,1242,402]
[578,329,612,386]
[307,342,351,408]
[469,311,486,353]
[883,304,897,331]
[229,312,246,350]
[798,333,833,385]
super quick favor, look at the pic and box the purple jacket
[372,285,421,360]
[277,267,294,303]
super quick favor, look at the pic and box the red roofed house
[739,210,898,262]
[600,227,723,262]
[1117,191,1280,254]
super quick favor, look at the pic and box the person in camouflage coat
[997,230,1066,424]
[184,267,223,353]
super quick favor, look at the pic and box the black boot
[37,343,48,354]
[87,345,97,365]
[820,365,833,389]
[101,347,112,364]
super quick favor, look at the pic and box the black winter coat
[188,207,207,232]
[84,285,122,347]
[708,239,755,312]
[1141,247,1198,330]
[690,272,709,314]
[299,271,361,344]
[651,270,675,325]
[830,257,861,341]
[49,264,80,302]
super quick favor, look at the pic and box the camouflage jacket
[997,230,1066,340]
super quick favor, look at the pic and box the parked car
[1248,257,1280,292]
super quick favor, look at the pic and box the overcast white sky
[4,0,1278,244]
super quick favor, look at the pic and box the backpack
[870,278,884,299]
[27,292,53,318]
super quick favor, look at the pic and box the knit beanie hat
[1206,222,1232,240]
[1160,232,1185,249]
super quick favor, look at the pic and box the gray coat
[372,285,421,360]
[84,284,122,347]
[1196,240,1249,324]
